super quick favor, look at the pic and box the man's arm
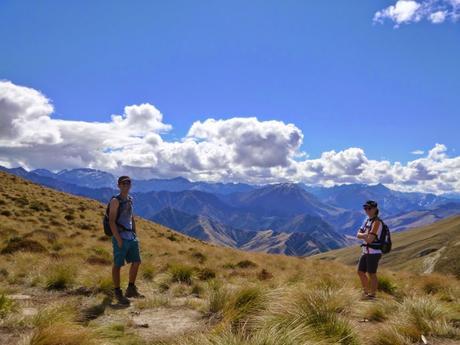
[109,198,122,248]
[132,215,136,234]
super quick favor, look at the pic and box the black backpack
[102,195,132,236]
[365,217,392,254]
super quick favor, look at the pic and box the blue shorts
[112,237,141,267]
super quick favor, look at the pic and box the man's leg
[129,262,140,284]
[112,264,121,288]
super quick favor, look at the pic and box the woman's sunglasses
[120,181,131,185]
[363,206,374,210]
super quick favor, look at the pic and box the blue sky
[0,1,459,192]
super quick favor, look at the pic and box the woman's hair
[374,208,379,216]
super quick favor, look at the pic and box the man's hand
[116,237,123,249]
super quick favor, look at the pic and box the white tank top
[360,217,382,254]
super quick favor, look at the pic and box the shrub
[14,196,29,207]
[191,283,204,297]
[86,255,111,266]
[236,260,257,269]
[64,213,75,221]
[166,233,178,241]
[29,200,51,212]
[0,210,12,217]
[169,264,194,284]
[257,269,273,281]
[51,241,63,252]
[1,236,47,254]
[191,251,207,263]
[198,267,216,281]
[158,281,170,292]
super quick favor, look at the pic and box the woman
[356,200,382,300]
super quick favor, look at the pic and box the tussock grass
[377,275,398,296]
[0,293,16,318]
[362,299,398,322]
[370,325,412,345]
[255,285,360,345]
[197,267,216,281]
[397,296,459,339]
[169,263,194,284]
[45,262,76,290]
[142,262,155,281]
[224,286,269,332]
[206,280,229,317]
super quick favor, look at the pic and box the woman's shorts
[357,253,382,274]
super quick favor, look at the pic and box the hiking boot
[360,291,369,300]
[114,288,130,305]
[125,284,145,298]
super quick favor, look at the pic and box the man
[109,175,144,304]
[356,200,382,300]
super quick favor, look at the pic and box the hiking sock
[128,282,135,287]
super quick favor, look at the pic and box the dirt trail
[2,287,206,344]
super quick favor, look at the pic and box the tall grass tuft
[224,286,268,332]
[206,280,229,317]
[0,293,16,318]
[169,263,194,285]
[261,286,360,345]
[397,296,459,340]
[377,275,398,296]
[45,262,76,290]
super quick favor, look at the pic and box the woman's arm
[364,220,380,244]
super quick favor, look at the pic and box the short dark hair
[118,176,131,184]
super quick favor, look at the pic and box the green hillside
[314,215,460,278]
[0,170,458,345]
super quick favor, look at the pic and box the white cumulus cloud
[0,80,459,194]
[374,0,460,26]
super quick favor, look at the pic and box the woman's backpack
[379,221,392,254]
[364,217,392,254]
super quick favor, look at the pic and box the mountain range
[1,165,459,256]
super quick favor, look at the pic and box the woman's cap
[363,200,378,208]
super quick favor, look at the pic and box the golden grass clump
[45,262,77,290]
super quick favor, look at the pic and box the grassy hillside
[314,215,460,278]
[0,170,459,345]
